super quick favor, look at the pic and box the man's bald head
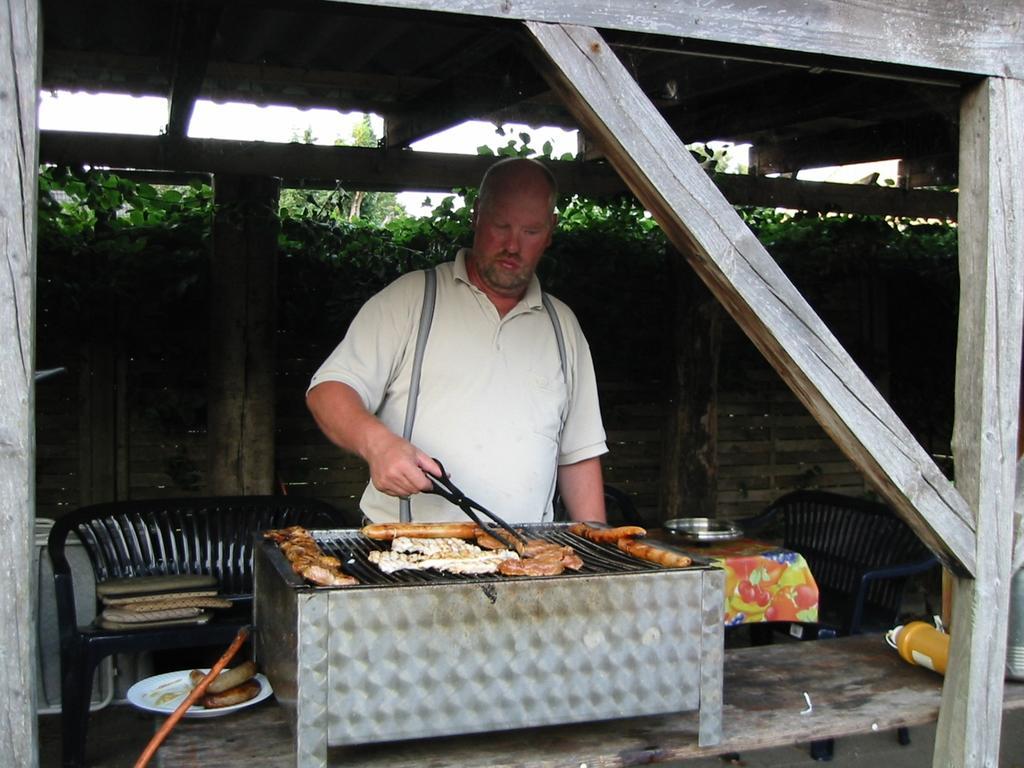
[476,157,558,215]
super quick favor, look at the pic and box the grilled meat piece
[616,538,692,568]
[362,522,481,540]
[264,526,359,586]
[497,541,583,576]
[368,537,518,575]
[568,523,647,544]
[476,530,514,550]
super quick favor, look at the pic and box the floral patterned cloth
[699,539,819,625]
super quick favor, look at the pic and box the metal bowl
[663,517,743,543]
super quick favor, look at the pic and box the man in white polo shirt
[306,157,607,524]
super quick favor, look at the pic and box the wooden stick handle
[133,626,250,768]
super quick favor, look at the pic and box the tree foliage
[36,164,959,454]
[278,115,404,226]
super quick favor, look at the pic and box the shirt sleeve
[307,272,422,413]
[555,303,608,466]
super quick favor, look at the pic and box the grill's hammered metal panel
[321,570,707,745]
[295,593,329,767]
[699,567,726,746]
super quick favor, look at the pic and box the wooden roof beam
[524,21,976,575]
[750,117,957,178]
[383,34,548,148]
[38,129,958,219]
[663,71,957,148]
[331,0,1024,79]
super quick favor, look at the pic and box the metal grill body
[254,525,724,768]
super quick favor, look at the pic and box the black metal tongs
[423,459,529,552]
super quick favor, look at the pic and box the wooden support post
[208,174,280,496]
[0,1,40,766]
[936,76,1024,767]
[1016,312,1024,569]
[77,308,118,505]
[660,249,722,520]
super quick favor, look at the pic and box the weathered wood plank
[38,131,960,220]
[524,22,976,575]
[937,76,1024,768]
[1016,353,1024,569]
[0,2,40,766]
[331,0,1024,78]
[155,635,1024,767]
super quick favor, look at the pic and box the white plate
[126,668,272,718]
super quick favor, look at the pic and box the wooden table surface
[156,634,1024,767]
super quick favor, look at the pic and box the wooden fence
[34,338,868,523]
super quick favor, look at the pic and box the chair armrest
[849,556,940,634]
[46,520,84,639]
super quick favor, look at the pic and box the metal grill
[254,524,724,768]
[313,524,684,587]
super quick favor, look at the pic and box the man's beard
[477,254,531,294]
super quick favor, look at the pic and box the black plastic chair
[47,494,355,768]
[552,483,642,525]
[741,489,939,760]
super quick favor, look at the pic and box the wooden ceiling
[40,0,967,186]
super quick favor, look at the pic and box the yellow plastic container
[891,621,950,675]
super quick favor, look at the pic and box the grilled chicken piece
[368,538,518,575]
[264,526,358,586]
[391,536,480,556]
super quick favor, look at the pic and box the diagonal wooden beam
[524,21,976,575]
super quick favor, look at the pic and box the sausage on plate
[202,679,262,709]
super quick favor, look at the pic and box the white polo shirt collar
[452,247,544,314]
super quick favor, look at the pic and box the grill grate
[312,524,690,586]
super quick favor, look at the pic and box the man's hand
[364,432,440,498]
[307,381,441,498]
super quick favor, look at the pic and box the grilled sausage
[616,538,692,568]
[361,522,481,540]
[206,660,258,694]
[476,530,509,550]
[202,678,262,709]
[568,523,647,544]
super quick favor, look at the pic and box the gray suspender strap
[541,293,567,383]
[399,268,437,523]
[399,272,565,522]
